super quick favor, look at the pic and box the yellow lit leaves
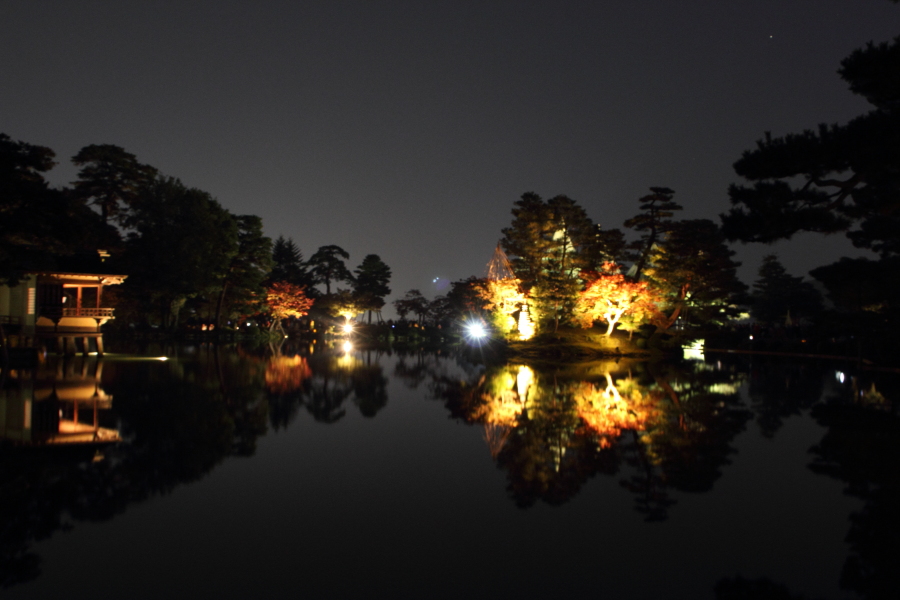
[266,281,314,324]
[574,263,660,335]
[574,373,662,449]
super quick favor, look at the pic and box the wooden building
[0,270,126,355]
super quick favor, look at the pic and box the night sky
[2,1,897,310]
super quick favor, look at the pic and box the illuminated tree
[642,219,746,329]
[500,193,596,331]
[266,281,314,334]
[573,263,658,335]
[475,278,526,338]
[320,288,365,321]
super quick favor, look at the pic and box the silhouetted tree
[121,177,238,329]
[352,254,391,323]
[269,236,309,287]
[394,289,429,323]
[71,144,157,226]
[214,215,273,328]
[308,244,352,296]
[721,34,900,256]
[751,255,822,325]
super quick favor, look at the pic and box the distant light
[156,356,168,361]
[749,335,754,340]
[342,323,353,333]
[836,371,845,384]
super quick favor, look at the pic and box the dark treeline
[0,138,392,336]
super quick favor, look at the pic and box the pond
[1,342,898,599]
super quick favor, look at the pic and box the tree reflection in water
[0,343,389,588]
[1,347,899,598]
[419,358,750,513]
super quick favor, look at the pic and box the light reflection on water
[0,345,897,599]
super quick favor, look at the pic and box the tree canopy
[721,35,900,257]
[308,244,353,296]
[72,144,157,226]
[353,254,392,322]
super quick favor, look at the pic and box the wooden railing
[40,307,115,318]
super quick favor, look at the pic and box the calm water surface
[1,343,897,599]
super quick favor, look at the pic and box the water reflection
[0,347,898,598]
[419,359,750,514]
[1,357,121,446]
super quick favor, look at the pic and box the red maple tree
[266,281,314,334]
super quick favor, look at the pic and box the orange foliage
[265,355,312,393]
[574,263,659,335]
[574,374,661,448]
[266,281,314,328]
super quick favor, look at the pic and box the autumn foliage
[266,281,314,332]
[573,263,659,335]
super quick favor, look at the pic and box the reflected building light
[516,365,534,401]
[682,339,705,361]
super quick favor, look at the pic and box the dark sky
[2,1,897,309]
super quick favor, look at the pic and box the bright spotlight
[465,321,487,340]
[342,323,353,334]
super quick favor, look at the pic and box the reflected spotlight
[342,340,353,353]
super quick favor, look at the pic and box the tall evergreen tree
[214,215,273,328]
[269,236,308,286]
[751,255,822,325]
[353,254,392,323]
[500,193,595,331]
[644,219,746,329]
[624,187,683,281]
[121,177,238,329]
[308,245,353,296]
